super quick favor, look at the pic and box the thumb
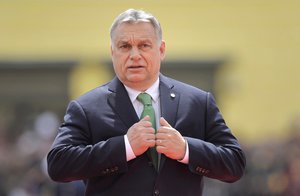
[160,117,171,127]
[140,115,151,121]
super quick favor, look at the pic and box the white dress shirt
[123,78,189,164]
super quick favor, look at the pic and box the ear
[159,40,166,60]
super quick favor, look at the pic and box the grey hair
[110,9,162,42]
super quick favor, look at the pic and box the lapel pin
[170,93,176,98]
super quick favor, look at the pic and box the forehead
[112,22,157,42]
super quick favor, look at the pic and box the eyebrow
[117,37,152,44]
[117,41,129,45]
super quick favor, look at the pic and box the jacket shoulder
[75,82,111,105]
[161,75,209,97]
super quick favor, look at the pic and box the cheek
[112,54,128,73]
[112,53,124,65]
[147,54,161,70]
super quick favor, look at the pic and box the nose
[130,47,141,61]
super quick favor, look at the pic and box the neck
[123,77,159,92]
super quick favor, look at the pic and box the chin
[126,75,147,82]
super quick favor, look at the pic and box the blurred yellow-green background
[1,0,300,195]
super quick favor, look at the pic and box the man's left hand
[155,117,186,160]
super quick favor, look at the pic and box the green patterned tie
[137,93,159,171]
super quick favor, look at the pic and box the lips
[128,65,144,69]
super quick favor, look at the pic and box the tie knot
[137,93,152,106]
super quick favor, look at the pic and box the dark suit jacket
[47,74,246,196]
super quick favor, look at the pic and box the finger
[140,121,153,128]
[140,127,156,135]
[141,135,156,149]
[160,117,171,127]
[155,139,164,146]
[155,132,169,140]
[140,115,151,122]
[145,137,156,145]
[157,125,174,134]
[138,116,153,128]
[156,145,167,154]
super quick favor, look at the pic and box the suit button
[154,189,159,195]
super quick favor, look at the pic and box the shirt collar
[124,78,160,103]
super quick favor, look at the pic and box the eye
[139,43,151,49]
[119,44,131,49]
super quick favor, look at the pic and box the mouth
[128,65,145,69]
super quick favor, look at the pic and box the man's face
[111,22,165,91]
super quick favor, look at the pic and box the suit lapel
[158,75,180,171]
[159,74,180,128]
[107,77,139,129]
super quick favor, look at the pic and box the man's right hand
[127,116,156,156]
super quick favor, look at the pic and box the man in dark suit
[47,9,246,196]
